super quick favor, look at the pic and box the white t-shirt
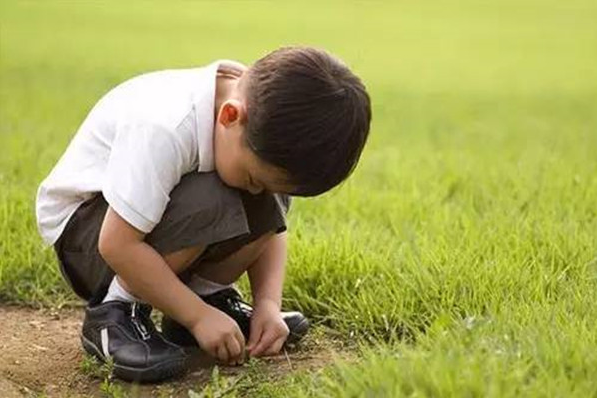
[36,59,245,245]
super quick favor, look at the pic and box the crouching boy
[36,46,371,382]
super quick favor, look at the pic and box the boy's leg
[54,172,254,306]
[117,232,271,299]
[53,172,275,382]
[160,189,309,348]
[161,229,309,348]
[188,231,274,286]
[109,244,206,302]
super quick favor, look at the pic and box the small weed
[188,366,243,398]
[80,353,104,379]
[80,354,128,398]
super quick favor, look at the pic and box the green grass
[2,0,597,396]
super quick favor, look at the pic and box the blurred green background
[1,1,597,396]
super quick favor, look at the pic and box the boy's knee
[145,172,248,255]
[147,171,289,258]
[238,231,275,263]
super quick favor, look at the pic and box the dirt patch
[0,306,90,397]
[0,305,344,397]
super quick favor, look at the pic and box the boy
[35,46,371,382]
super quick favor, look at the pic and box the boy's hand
[247,299,289,357]
[190,305,246,365]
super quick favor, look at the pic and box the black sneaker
[81,300,188,383]
[161,288,310,348]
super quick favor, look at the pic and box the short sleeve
[102,121,192,233]
[274,194,291,234]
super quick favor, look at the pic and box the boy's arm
[246,232,290,356]
[98,206,245,364]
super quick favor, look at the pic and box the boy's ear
[218,99,246,127]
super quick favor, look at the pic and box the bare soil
[0,305,344,397]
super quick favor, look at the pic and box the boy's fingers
[264,336,286,356]
[235,327,246,358]
[208,346,218,359]
[235,326,246,348]
[216,344,230,363]
[235,327,246,363]
[249,331,266,356]
[226,337,242,364]
[247,322,263,351]
[250,330,277,357]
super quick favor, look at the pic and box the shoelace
[217,289,252,319]
[131,302,152,341]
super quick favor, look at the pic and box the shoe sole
[80,334,187,383]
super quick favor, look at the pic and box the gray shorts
[53,172,290,305]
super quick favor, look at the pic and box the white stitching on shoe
[100,327,110,358]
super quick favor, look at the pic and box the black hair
[245,46,372,196]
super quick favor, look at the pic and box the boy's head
[214,46,371,196]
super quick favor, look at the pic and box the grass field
[1,1,597,396]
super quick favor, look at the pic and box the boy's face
[214,100,294,195]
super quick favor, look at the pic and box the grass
[1,0,597,396]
